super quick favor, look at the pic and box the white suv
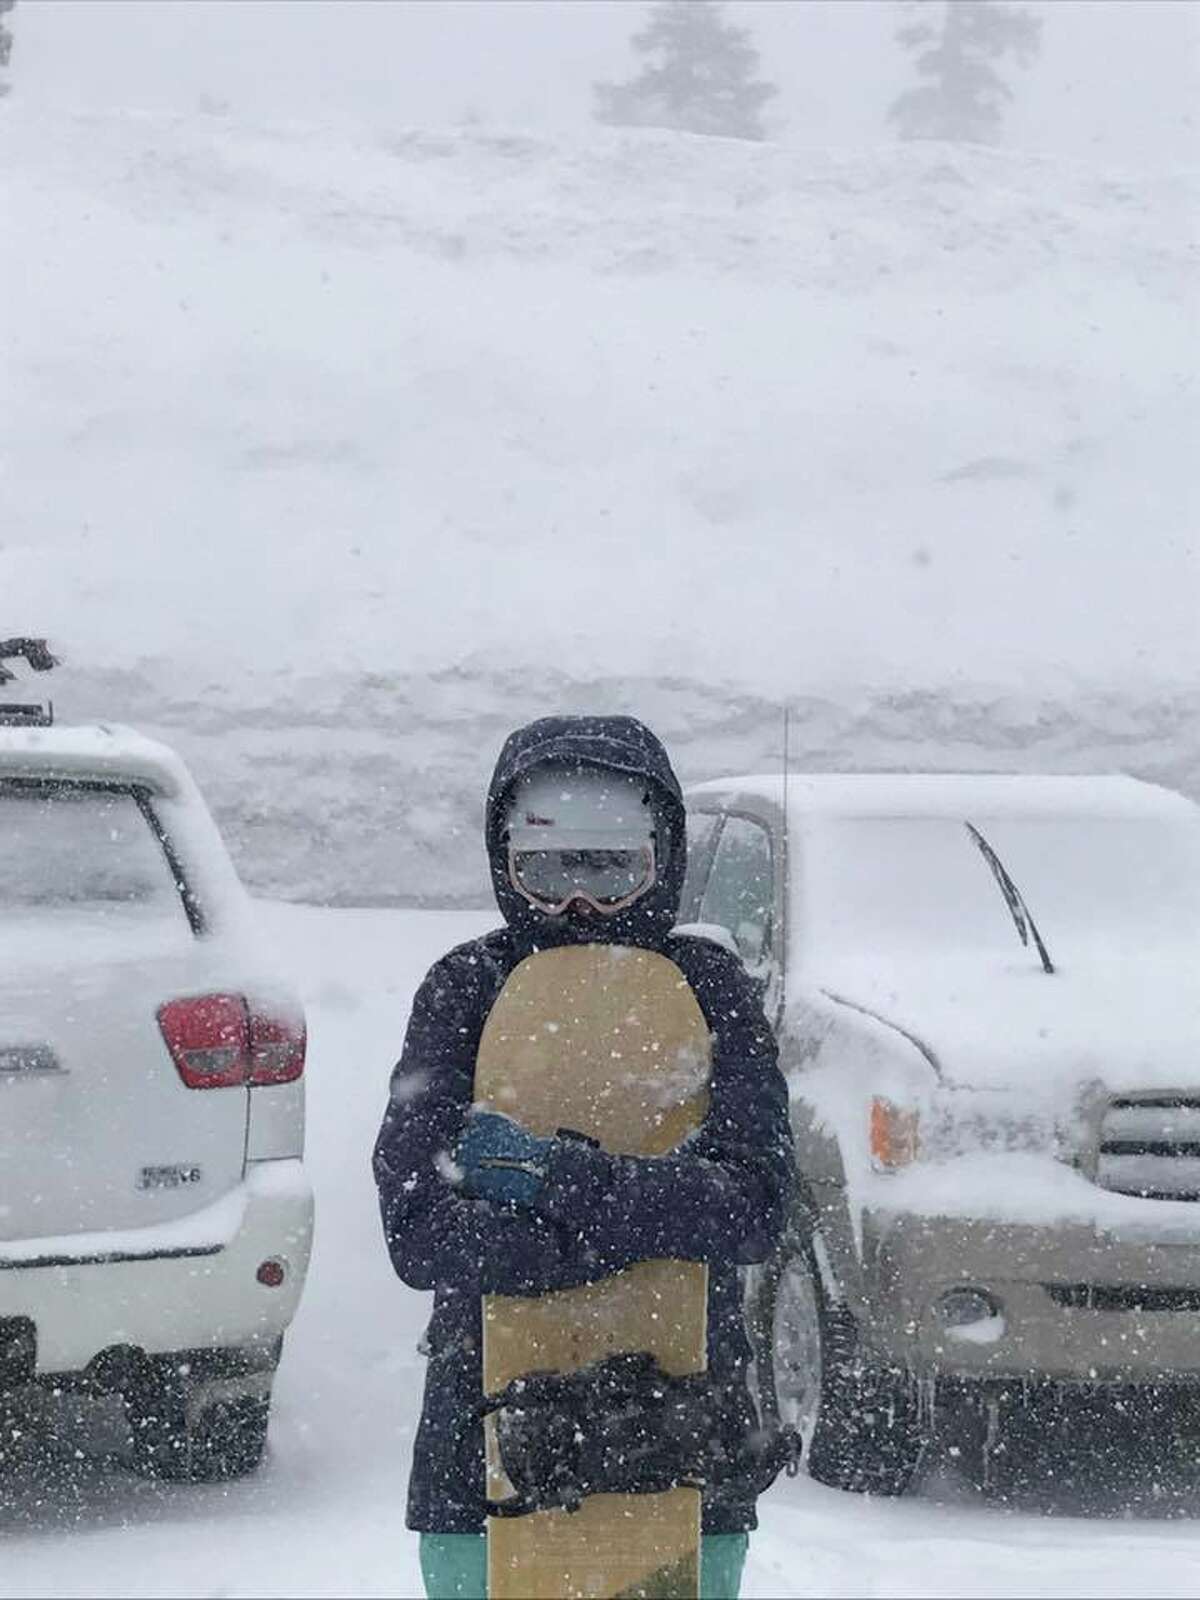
[0,716,313,1480]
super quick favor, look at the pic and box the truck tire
[754,1226,925,1496]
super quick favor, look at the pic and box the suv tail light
[248,1009,307,1085]
[158,995,247,1088]
[157,995,306,1089]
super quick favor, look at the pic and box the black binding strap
[476,1351,802,1518]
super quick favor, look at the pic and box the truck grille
[1044,1284,1200,1312]
[1094,1095,1200,1201]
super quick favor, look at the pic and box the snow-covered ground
[4,902,1200,1598]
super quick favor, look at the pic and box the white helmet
[503,763,661,915]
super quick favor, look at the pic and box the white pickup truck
[682,771,1200,1494]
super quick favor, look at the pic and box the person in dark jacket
[373,715,795,1600]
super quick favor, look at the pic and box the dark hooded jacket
[372,715,795,1534]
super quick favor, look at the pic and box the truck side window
[680,811,722,921]
[697,814,774,968]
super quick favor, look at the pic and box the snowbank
[3,109,1195,900]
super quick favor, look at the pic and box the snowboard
[475,942,713,1600]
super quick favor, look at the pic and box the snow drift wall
[4,110,1195,902]
[57,665,1200,906]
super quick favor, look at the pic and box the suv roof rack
[0,703,53,727]
[0,638,59,726]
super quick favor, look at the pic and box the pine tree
[0,0,15,100]
[889,0,1042,145]
[593,0,777,143]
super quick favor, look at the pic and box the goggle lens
[509,844,655,913]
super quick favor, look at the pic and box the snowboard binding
[480,1350,802,1517]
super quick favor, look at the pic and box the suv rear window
[0,785,188,927]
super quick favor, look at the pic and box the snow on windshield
[803,814,1200,963]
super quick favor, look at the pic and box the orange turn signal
[869,1097,920,1171]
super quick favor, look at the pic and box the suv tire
[126,1370,271,1483]
[754,1224,924,1496]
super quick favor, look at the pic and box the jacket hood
[484,714,687,947]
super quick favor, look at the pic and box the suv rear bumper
[861,1207,1200,1383]
[0,1159,313,1375]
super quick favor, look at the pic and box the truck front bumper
[861,1206,1200,1383]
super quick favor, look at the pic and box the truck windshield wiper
[964,822,1055,975]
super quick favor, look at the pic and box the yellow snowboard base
[474,944,713,1600]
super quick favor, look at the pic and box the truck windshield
[964,821,1054,973]
[0,785,188,929]
[805,814,1200,963]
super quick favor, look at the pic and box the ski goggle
[507,842,656,915]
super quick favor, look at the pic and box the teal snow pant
[419,1531,749,1599]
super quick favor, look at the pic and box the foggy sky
[13,0,1200,169]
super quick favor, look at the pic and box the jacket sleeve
[372,946,596,1298]
[537,941,795,1270]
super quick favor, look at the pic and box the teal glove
[454,1111,553,1209]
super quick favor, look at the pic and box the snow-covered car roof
[0,723,188,798]
[685,771,1198,825]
